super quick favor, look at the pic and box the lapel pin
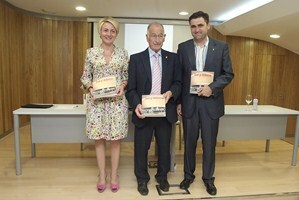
[165,56,168,59]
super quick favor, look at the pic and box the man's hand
[135,104,145,119]
[177,104,182,117]
[197,85,212,97]
[163,90,173,104]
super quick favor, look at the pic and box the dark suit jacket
[126,48,182,127]
[177,38,234,119]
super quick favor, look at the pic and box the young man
[177,11,234,196]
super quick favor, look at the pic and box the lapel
[186,40,196,70]
[141,49,152,82]
[204,38,216,71]
[161,49,167,81]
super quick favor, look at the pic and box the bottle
[253,97,258,111]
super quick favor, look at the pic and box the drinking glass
[245,94,252,111]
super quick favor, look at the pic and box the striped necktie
[150,53,161,94]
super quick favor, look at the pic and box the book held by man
[142,95,166,117]
[190,71,214,94]
[92,76,117,98]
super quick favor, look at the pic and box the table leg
[29,122,36,157]
[291,116,299,166]
[13,114,22,176]
[265,139,270,152]
[31,143,36,157]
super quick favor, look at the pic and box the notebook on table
[21,104,53,109]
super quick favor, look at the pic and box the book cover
[142,95,166,117]
[190,71,214,94]
[92,76,117,98]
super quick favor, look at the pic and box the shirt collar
[194,37,209,48]
[148,48,161,57]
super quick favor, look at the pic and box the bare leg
[110,140,121,184]
[95,139,106,184]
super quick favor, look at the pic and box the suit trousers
[182,97,219,184]
[134,117,172,183]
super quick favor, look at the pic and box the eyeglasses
[149,34,165,39]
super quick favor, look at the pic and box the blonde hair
[98,17,119,35]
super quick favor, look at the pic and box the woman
[80,17,128,193]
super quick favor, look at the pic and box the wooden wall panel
[0,1,5,134]
[221,36,258,105]
[0,1,90,136]
[23,15,43,104]
[41,19,54,103]
[211,29,299,136]
[72,22,91,104]
[0,2,24,133]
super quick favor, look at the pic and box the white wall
[92,20,192,55]
[124,24,173,56]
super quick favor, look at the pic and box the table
[217,105,299,166]
[13,105,299,176]
[13,104,176,175]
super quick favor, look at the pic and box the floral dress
[80,46,128,140]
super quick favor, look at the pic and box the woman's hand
[88,87,97,100]
[116,84,125,96]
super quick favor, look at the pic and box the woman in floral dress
[80,17,128,193]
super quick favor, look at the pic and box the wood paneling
[0,1,298,137]
[0,1,5,134]
[0,1,90,136]
[211,30,299,136]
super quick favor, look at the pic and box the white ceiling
[4,0,299,55]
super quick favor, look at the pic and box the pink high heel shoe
[110,182,120,193]
[96,174,107,193]
[110,175,120,192]
[96,183,106,193]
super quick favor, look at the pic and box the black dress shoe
[179,178,193,189]
[137,182,149,196]
[205,182,217,195]
[157,179,169,192]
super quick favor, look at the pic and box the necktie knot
[154,53,159,59]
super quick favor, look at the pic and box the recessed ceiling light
[179,11,189,16]
[270,34,280,39]
[75,6,86,11]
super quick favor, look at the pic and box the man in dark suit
[177,11,234,196]
[126,22,181,196]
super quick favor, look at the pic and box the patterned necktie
[150,53,161,94]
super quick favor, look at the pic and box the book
[190,71,214,94]
[142,95,166,117]
[92,76,117,98]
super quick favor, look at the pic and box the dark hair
[189,11,209,24]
